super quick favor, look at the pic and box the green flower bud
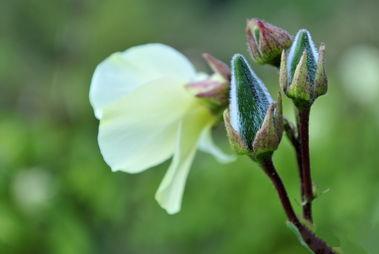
[246,18,293,67]
[280,29,327,107]
[224,54,283,161]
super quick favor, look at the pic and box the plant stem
[259,157,335,254]
[259,157,299,225]
[283,118,304,202]
[297,106,314,223]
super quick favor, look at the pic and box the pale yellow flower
[90,44,234,214]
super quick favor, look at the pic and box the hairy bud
[280,29,328,107]
[246,18,293,67]
[225,54,283,160]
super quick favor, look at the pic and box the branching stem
[258,157,335,254]
[283,118,304,201]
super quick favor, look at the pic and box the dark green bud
[224,54,283,160]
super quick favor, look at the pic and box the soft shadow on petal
[90,43,196,119]
[98,77,196,173]
[198,126,236,163]
[155,105,214,214]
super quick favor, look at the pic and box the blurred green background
[2,0,379,253]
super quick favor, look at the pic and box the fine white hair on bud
[230,54,272,139]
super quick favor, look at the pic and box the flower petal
[155,104,214,214]
[98,77,195,173]
[198,126,236,163]
[90,43,196,118]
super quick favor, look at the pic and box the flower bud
[280,29,328,107]
[246,18,293,67]
[224,54,283,160]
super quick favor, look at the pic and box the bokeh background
[2,0,379,253]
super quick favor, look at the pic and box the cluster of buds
[188,20,327,160]
[224,54,283,161]
[280,29,327,107]
[186,53,231,110]
[246,18,293,67]
[223,20,327,159]
[223,19,333,253]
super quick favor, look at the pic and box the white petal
[90,43,196,118]
[98,77,196,173]
[198,126,236,163]
[155,104,214,214]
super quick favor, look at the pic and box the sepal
[252,94,283,161]
[286,50,313,105]
[314,43,328,98]
[223,110,249,154]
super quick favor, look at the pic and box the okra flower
[89,44,234,214]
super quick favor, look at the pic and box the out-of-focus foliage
[1,0,379,253]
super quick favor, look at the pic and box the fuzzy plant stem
[259,157,335,254]
[296,106,314,223]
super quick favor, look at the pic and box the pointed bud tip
[232,53,244,62]
[293,29,315,49]
[279,50,289,93]
[231,54,248,71]
[298,29,311,37]
[246,18,265,29]
[255,19,266,30]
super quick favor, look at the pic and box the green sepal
[251,93,283,161]
[286,50,313,106]
[279,50,288,93]
[314,43,328,98]
[223,110,249,154]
